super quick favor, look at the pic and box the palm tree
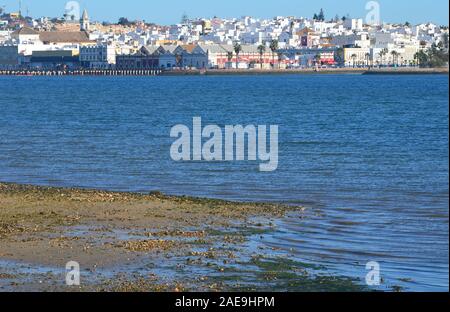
[413,52,420,67]
[226,51,233,69]
[314,53,321,67]
[351,53,357,68]
[414,50,429,68]
[378,51,384,67]
[257,44,266,69]
[379,48,388,66]
[227,51,233,62]
[269,39,279,68]
[233,43,242,69]
[365,52,371,68]
[390,50,398,67]
[335,47,344,65]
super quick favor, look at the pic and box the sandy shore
[0,182,368,292]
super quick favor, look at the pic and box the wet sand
[0,182,366,292]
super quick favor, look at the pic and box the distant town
[0,6,448,73]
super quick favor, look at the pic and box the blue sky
[1,0,448,25]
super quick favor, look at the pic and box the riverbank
[0,182,371,292]
[0,69,162,76]
[0,67,447,77]
[161,67,449,76]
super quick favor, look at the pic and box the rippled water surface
[0,74,448,291]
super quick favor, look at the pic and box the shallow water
[0,74,448,291]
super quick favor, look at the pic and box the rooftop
[11,27,39,36]
[39,31,92,43]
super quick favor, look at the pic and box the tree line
[415,35,449,68]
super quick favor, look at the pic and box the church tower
[80,9,90,31]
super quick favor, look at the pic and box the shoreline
[0,67,447,77]
[163,67,449,76]
[0,182,371,292]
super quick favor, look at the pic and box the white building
[79,44,116,68]
[344,19,363,31]
[344,47,371,67]
[331,33,371,48]
[154,45,178,69]
[176,45,208,69]
[10,27,93,60]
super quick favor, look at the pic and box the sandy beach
[0,182,370,292]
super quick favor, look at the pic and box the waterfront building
[191,43,229,68]
[80,44,116,69]
[279,47,338,67]
[29,50,79,70]
[154,45,178,69]
[0,8,445,71]
[343,47,371,67]
[0,44,19,68]
[116,46,158,69]
[236,44,276,68]
[191,43,276,69]
[177,44,208,69]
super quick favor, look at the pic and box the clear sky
[1,0,448,25]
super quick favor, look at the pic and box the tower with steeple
[80,9,90,31]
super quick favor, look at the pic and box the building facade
[0,45,18,68]
[80,45,116,68]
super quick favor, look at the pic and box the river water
[0,74,448,291]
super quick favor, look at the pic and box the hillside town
[0,7,448,71]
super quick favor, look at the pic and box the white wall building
[79,44,116,68]
[344,19,363,31]
[331,33,371,48]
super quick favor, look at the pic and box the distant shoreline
[0,67,448,77]
[162,67,449,76]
